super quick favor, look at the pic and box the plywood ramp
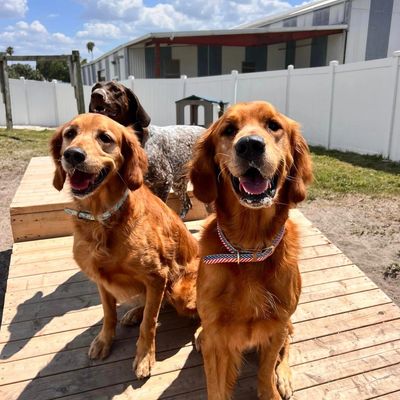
[1,210,400,399]
[10,157,208,243]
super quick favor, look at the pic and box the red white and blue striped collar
[203,222,285,265]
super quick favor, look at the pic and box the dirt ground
[0,168,399,324]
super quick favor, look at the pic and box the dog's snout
[92,89,106,101]
[64,147,87,166]
[235,135,265,160]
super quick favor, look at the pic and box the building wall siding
[172,46,198,77]
[129,47,146,78]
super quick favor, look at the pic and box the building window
[198,46,222,76]
[283,17,297,27]
[164,59,180,78]
[310,36,328,67]
[242,61,256,73]
[365,0,394,60]
[285,41,296,68]
[97,70,106,82]
[313,8,329,26]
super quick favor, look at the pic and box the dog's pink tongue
[239,176,269,195]
[69,171,93,190]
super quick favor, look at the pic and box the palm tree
[6,46,14,56]
[86,42,95,60]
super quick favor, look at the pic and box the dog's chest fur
[72,221,164,302]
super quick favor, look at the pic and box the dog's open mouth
[92,104,117,118]
[68,168,110,197]
[230,167,279,208]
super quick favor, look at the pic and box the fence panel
[236,70,287,112]
[288,67,331,147]
[330,58,394,156]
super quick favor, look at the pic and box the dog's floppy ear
[189,123,218,204]
[282,120,313,205]
[124,87,151,129]
[49,124,67,191]
[120,126,148,191]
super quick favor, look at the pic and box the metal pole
[0,53,13,129]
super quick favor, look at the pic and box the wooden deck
[1,209,400,399]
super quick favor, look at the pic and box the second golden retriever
[190,101,312,399]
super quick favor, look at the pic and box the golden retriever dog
[190,101,312,399]
[50,113,198,379]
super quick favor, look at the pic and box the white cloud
[0,1,305,58]
[0,0,28,18]
[77,23,123,39]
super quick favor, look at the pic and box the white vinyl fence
[1,52,400,161]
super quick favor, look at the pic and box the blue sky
[0,0,309,60]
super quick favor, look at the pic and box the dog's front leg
[257,326,288,400]
[201,328,242,400]
[88,283,117,360]
[133,275,167,379]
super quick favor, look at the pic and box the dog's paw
[88,335,113,360]
[276,363,293,400]
[121,307,144,326]
[133,352,155,379]
[194,326,203,352]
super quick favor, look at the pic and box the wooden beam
[71,50,85,114]
[148,29,344,47]
[6,55,70,62]
[0,52,13,129]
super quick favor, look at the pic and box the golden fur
[50,113,198,379]
[189,101,312,400]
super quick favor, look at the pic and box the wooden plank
[293,289,392,323]
[294,303,400,342]
[299,253,353,273]
[294,364,400,399]
[292,340,400,390]
[300,276,377,303]
[301,264,364,286]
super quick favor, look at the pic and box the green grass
[309,146,400,199]
[0,130,399,199]
[0,128,54,171]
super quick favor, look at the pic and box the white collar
[64,188,130,222]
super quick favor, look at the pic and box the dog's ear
[120,127,148,191]
[49,125,66,191]
[124,87,151,129]
[88,83,103,112]
[282,120,313,205]
[189,123,218,204]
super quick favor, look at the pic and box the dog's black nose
[235,135,265,160]
[63,147,86,166]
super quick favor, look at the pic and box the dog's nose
[92,88,106,101]
[63,147,86,166]
[235,135,265,160]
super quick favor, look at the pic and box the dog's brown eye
[224,124,236,137]
[98,132,114,144]
[267,120,281,132]
[64,129,77,140]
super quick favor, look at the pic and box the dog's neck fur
[215,179,289,251]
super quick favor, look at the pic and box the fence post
[180,75,187,98]
[52,79,60,126]
[128,75,135,92]
[387,51,400,160]
[0,52,13,129]
[231,70,238,104]
[285,65,294,115]
[327,60,339,150]
[20,77,31,125]
[71,50,85,114]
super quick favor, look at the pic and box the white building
[82,0,400,85]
